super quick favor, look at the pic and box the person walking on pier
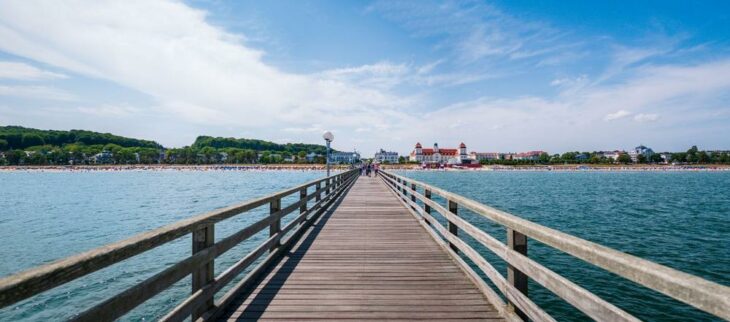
[366,163,372,177]
[374,163,380,176]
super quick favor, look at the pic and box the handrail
[379,170,730,321]
[0,169,360,321]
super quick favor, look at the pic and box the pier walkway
[218,176,502,321]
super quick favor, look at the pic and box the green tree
[720,153,729,164]
[538,152,550,164]
[21,134,45,147]
[5,150,25,165]
[617,153,632,164]
[697,151,710,163]
[649,153,663,163]
[0,139,8,150]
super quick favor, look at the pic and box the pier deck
[218,176,503,321]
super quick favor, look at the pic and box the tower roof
[460,142,466,148]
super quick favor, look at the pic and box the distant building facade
[514,151,545,161]
[597,151,622,161]
[410,142,469,164]
[91,151,114,164]
[469,152,500,161]
[330,151,360,164]
[374,149,399,163]
[628,145,654,162]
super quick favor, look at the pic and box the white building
[330,151,360,164]
[597,150,622,161]
[628,145,654,162]
[374,149,399,163]
[409,142,470,164]
[470,152,500,161]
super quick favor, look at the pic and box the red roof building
[410,142,471,164]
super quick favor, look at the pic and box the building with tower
[409,142,472,165]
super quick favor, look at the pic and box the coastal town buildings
[330,151,360,164]
[628,145,655,162]
[469,152,500,161]
[514,151,545,161]
[410,142,470,164]
[90,151,114,164]
[374,149,399,163]
[597,151,622,160]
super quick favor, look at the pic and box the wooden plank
[218,176,505,321]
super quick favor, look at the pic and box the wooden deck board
[218,176,504,321]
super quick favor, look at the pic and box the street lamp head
[322,131,334,142]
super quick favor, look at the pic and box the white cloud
[0,0,411,132]
[604,110,632,121]
[0,61,67,80]
[76,104,142,117]
[0,85,75,101]
[633,113,660,122]
[0,1,728,154]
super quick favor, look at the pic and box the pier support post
[269,198,281,251]
[424,189,432,225]
[507,229,528,321]
[448,200,458,253]
[192,223,214,320]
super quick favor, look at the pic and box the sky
[0,0,729,155]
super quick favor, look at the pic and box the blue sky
[1,0,729,154]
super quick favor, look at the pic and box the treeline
[0,126,331,166]
[0,126,161,150]
[192,136,331,155]
[475,147,730,165]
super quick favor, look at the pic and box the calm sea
[0,170,728,321]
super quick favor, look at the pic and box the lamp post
[322,131,334,177]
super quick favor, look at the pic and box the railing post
[315,182,321,202]
[326,178,331,196]
[192,223,214,320]
[448,200,458,253]
[507,228,528,321]
[300,187,307,215]
[410,183,417,210]
[269,198,281,251]
[402,180,408,201]
[424,188,432,225]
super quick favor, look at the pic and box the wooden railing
[379,170,730,322]
[0,169,360,321]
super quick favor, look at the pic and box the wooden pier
[218,176,502,321]
[0,169,728,321]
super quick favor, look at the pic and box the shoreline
[1,164,729,172]
[0,164,347,172]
